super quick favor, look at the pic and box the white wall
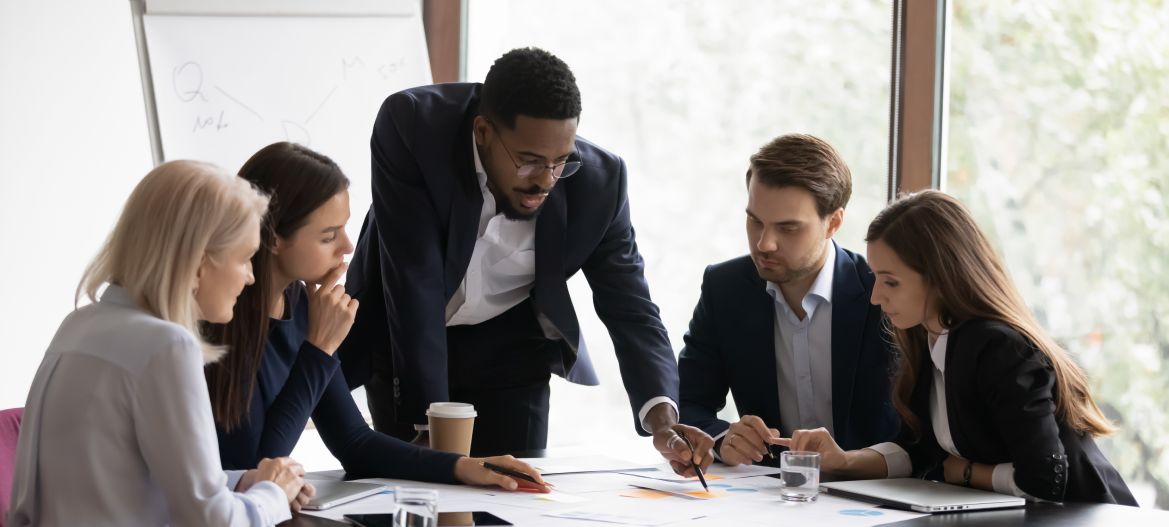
[0,1,153,408]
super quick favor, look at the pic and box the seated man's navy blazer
[679,244,899,451]
[340,82,677,434]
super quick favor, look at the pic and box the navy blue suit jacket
[678,245,899,451]
[217,285,460,483]
[341,83,677,433]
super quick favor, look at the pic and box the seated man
[679,134,899,466]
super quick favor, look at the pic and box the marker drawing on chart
[173,61,208,102]
[341,56,366,80]
[282,120,311,146]
[305,85,339,125]
[214,86,264,121]
[377,58,406,80]
[193,110,228,133]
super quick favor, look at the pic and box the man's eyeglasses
[489,121,582,180]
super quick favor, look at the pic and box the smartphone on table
[344,511,512,526]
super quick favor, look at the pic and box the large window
[946,0,1169,507]
[467,0,892,447]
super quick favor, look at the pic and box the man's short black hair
[480,47,582,128]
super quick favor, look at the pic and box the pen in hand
[479,461,553,489]
[676,432,709,492]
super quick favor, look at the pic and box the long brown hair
[865,190,1114,438]
[203,142,349,431]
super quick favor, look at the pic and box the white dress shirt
[868,332,1034,499]
[7,286,290,526]
[445,136,537,327]
[711,241,838,455]
[433,136,675,433]
[768,240,836,437]
[706,241,837,460]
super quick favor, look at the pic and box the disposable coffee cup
[426,402,476,455]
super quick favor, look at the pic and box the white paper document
[621,463,782,482]
[628,480,721,500]
[715,493,928,526]
[544,472,641,494]
[545,503,708,526]
[523,455,657,475]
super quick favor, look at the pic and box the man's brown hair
[746,134,852,217]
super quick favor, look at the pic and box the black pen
[676,432,709,492]
[479,461,553,488]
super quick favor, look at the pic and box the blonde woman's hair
[77,160,269,363]
[865,190,1115,438]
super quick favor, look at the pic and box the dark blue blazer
[217,285,460,483]
[341,83,677,433]
[678,245,899,451]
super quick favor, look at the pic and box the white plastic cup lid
[426,402,477,418]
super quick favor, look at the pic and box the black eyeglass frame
[487,120,583,180]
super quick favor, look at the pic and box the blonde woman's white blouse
[7,286,290,526]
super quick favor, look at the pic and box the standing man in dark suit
[678,134,899,466]
[340,48,713,473]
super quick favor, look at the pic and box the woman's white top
[7,286,291,526]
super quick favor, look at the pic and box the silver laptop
[301,479,387,511]
[821,478,1026,513]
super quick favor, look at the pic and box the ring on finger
[667,435,682,449]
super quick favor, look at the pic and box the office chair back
[0,408,23,527]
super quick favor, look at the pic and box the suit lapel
[830,244,868,441]
[444,119,484,299]
[741,270,783,427]
[944,321,976,459]
[532,188,576,347]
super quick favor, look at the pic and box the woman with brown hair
[776,190,1135,505]
[203,142,548,490]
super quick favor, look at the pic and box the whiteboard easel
[129,0,432,248]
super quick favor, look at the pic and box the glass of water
[780,451,821,502]
[394,487,438,527]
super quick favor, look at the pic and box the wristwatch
[962,460,974,487]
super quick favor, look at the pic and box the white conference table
[291,435,925,526]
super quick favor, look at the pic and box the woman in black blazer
[776,190,1135,505]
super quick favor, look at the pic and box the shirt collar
[808,239,836,304]
[471,131,497,217]
[471,131,489,192]
[764,239,837,315]
[99,284,136,309]
[929,331,950,373]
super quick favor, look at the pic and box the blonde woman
[776,191,1135,505]
[8,161,311,526]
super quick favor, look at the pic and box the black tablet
[344,511,512,526]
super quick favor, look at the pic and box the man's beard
[757,260,820,284]
[495,183,549,221]
[756,244,827,284]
